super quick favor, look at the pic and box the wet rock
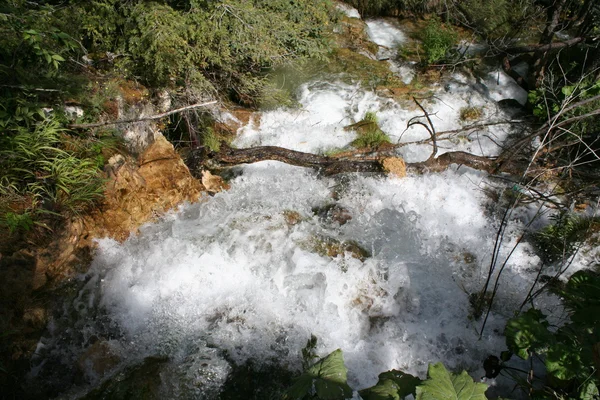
[81,356,168,400]
[22,307,47,330]
[78,341,122,381]
[307,235,370,261]
[312,204,352,225]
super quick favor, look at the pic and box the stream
[28,8,596,400]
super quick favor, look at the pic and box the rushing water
[29,12,596,400]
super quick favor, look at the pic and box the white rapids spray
[32,17,596,399]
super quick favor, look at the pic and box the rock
[307,235,370,261]
[77,341,121,381]
[313,204,352,225]
[201,170,230,193]
[81,356,168,400]
[382,157,407,178]
[282,210,303,226]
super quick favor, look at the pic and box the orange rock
[201,170,231,193]
[382,157,407,178]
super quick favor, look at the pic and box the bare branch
[68,101,218,129]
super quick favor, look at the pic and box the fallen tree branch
[187,145,516,177]
[504,37,586,55]
[68,101,218,129]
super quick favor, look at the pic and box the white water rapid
[31,12,598,400]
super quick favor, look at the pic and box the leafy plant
[285,349,353,400]
[1,211,34,234]
[493,270,600,399]
[534,212,598,263]
[420,17,458,65]
[359,370,421,400]
[415,363,488,400]
[286,346,487,400]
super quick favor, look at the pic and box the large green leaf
[285,349,353,400]
[415,363,488,400]
[358,370,421,400]
[545,342,585,381]
[504,308,553,360]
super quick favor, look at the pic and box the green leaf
[285,349,353,400]
[545,342,584,381]
[51,54,65,61]
[579,381,599,400]
[561,85,575,97]
[359,370,421,400]
[504,308,553,359]
[415,363,488,400]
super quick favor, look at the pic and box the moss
[345,112,391,150]
[460,106,483,121]
[305,235,370,261]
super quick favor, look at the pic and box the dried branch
[68,101,218,129]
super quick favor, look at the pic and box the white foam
[336,2,361,19]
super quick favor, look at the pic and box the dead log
[187,145,516,177]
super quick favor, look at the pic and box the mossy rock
[307,235,370,261]
[344,119,391,150]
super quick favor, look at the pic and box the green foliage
[420,17,458,65]
[285,349,353,400]
[75,0,337,104]
[534,212,599,263]
[359,370,421,400]
[1,211,34,234]
[499,270,600,399]
[364,111,379,123]
[202,127,221,152]
[460,0,534,40]
[415,363,488,400]
[352,129,391,149]
[0,118,105,224]
[287,347,486,400]
[504,308,553,360]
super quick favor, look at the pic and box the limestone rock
[201,170,230,193]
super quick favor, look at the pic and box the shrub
[420,17,457,64]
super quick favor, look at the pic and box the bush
[420,17,457,64]
[75,0,337,105]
